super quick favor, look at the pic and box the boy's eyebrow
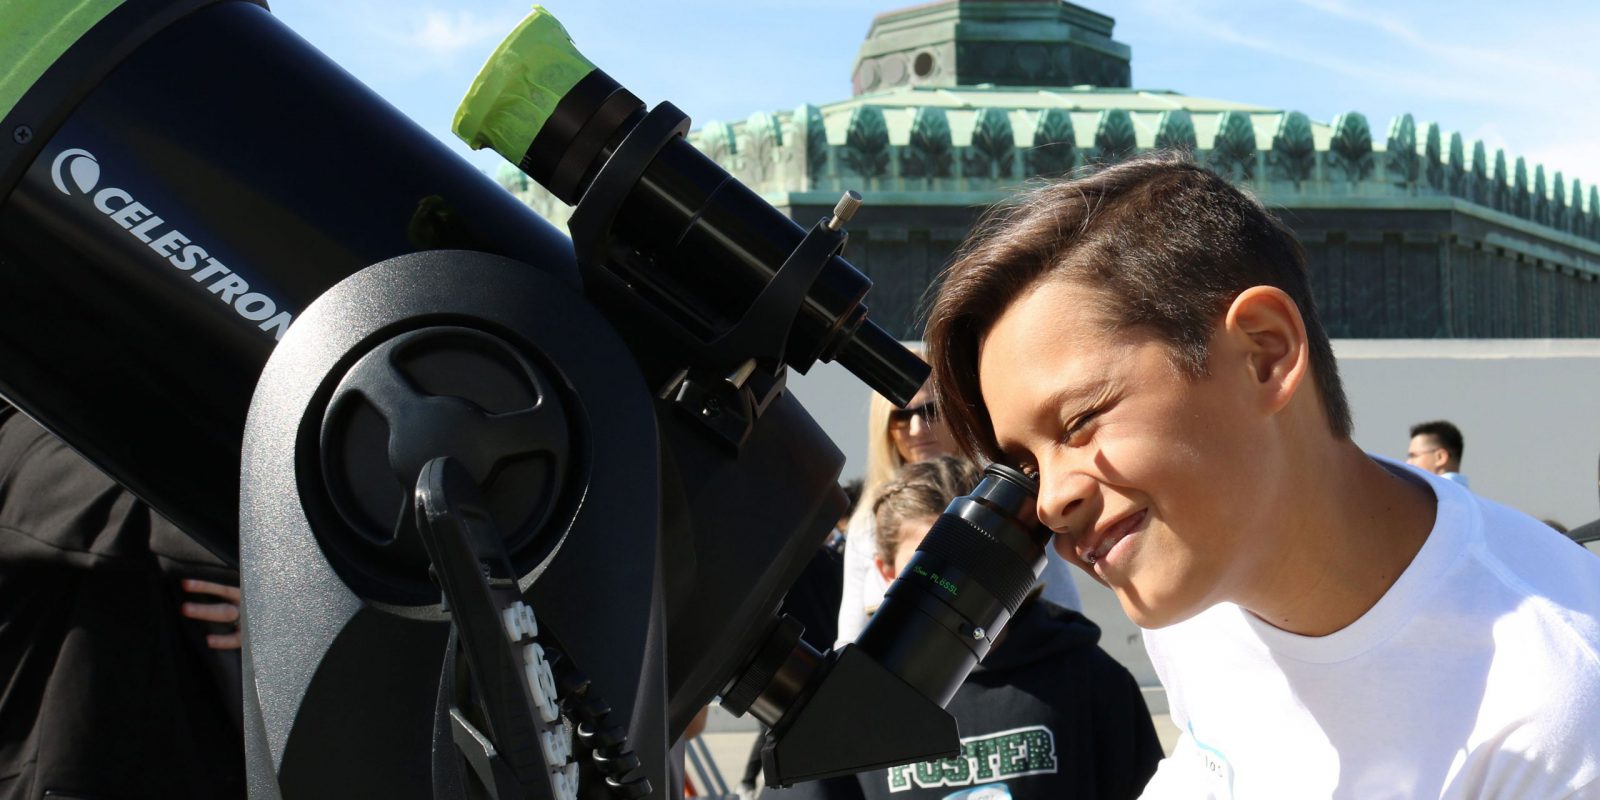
[992,380,1104,460]
[1041,381,1105,421]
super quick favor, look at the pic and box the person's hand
[181,578,242,650]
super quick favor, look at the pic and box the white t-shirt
[1140,462,1600,799]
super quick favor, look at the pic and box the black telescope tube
[0,1,577,561]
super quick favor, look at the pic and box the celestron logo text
[51,148,293,341]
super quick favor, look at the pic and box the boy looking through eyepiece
[925,152,1600,798]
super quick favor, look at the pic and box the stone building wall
[501,96,1600,341]
[774,200,1600,341]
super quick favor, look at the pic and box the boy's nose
[1035,467,1093,538]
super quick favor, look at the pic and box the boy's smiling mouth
[1082,508,1148,565]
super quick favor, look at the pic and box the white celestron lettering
[79,167,293,341]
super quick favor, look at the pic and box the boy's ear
[1222,286,1309,417]
[874,554,897,583]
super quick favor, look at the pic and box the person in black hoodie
[767,457,1161,800]
[0,402,245,799]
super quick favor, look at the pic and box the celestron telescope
[0,3,1055,798]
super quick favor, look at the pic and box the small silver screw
[724,358,757,390]
[970,626,986,640]
[826,190,863,231]
[12,126,33,145]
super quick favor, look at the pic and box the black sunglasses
[888,402,940,427]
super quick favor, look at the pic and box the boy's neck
[1240,440,1437,637]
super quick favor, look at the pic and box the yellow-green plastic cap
[453,6,596,162]
[1,0,123,122]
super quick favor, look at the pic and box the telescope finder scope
[454,7,928,407]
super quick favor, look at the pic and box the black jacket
[766,598,1162,800]
[0,405,244,799]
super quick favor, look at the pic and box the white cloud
[1127,0,1600,187]
[1125,1,1488,104]
[394,10,512,59]
[1291,0,1591,88]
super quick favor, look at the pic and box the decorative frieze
[1327,112,1374,182]
[1447,131,1465,196]
[1208,110,1256,180]
[1592,188,1599,239]
[562,98,1600,248]
[797,104,828,186]
[1574,179,1587,237]
[1492,150,1508,212]
[700,120,736,163]
[744,111,783,185]
[1155,109,1197,153]
[842,105,890,180]
[1552,171,1567,231]
[1028,108,1076,176]
[1513,157,1530,218]
[1270,111,1316,184]
[1471,141,1489,205]
[901,106,954,179]
[1534,165,1550,226]
[1385,113,1418,186]
[1423,122,1443,190]
[1094,109,1137,163]
[965,107,1014,179]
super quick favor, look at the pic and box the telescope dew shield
[0,0,577,560]
[453,8,929,407]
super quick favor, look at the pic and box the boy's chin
[1115,584,1209,630]
[1069,557,1113,588]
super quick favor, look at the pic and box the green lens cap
[453,6,596,162]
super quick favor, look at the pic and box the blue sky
[267,0,1600,191]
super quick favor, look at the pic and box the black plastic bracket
[702,216,847,374]
[415,456,567,800]
[761,646,959,788]
[567,102,691,282]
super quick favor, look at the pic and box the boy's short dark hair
[926,151,1351,459]
[1410,420,1464,463]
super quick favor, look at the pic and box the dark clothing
[785,541,845,653]
[764,598,1161,800]
[0,405,245,799]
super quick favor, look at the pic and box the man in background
[1406,419,1470,488]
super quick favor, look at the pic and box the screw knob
[827,190,863,231]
